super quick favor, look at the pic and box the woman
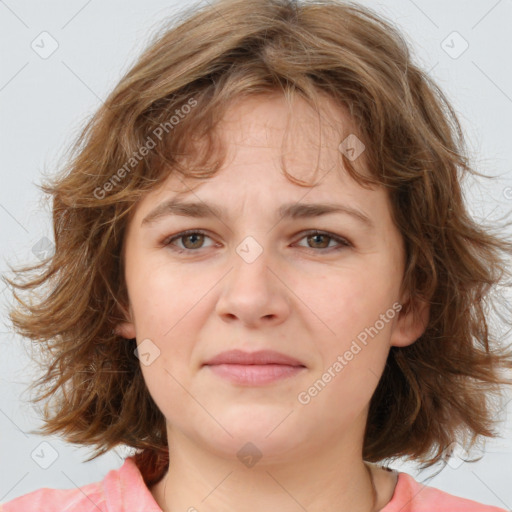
[2,0,511,510]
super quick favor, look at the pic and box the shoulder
[0,485,104,512]
[0,457,162,512]
[382,471,508,512]
[0,480,106,512]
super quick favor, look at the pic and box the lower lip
[205,363,306,385]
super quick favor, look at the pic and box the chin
[191,408,305,463]
[203,430,303,467]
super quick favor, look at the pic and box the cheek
[128,257,198,329]
[127,264,200,390]
[301,269,395,338]
[296,268,398,395]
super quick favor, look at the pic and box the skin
[116,92,429,512]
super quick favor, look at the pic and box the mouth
[205,363,306,385]
[202,349,307,386]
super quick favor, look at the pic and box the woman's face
[117,93,428,462]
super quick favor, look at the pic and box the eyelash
[161,229,352,254]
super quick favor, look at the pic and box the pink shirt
[1,457,507,512]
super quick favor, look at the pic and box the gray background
[1,0,511,508]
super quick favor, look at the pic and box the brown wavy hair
[3,0,512,487]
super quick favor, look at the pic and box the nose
[214,238,291,328]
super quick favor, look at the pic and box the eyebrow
[141,199,374,229]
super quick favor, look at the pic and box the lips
[202,349,307,385]
[203,349,305,367]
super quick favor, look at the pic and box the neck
[151,429,379,512]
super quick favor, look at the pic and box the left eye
[296,230,352,250]
[162,229,352,253]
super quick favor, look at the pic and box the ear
[389,293,430,348]
[114,302,136,339]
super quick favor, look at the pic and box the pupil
[311,234,328,248]
[186,234,202,248]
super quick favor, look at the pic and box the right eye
[162,229,216,253]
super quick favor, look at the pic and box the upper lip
[203,349,305,367]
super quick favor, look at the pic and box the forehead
[151,92,373,196]
[130,91,390,230]
[218,91,359,152]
